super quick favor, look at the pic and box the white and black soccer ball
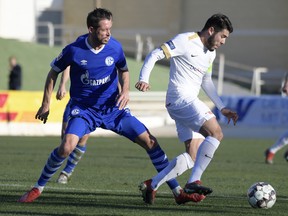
[247,182,276,209]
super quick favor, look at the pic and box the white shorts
[166,98,215,142]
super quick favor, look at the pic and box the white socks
[150,136,221,191]
[34,184,44,193]
[188,136,220,183]
[151,152,194,190]
[269,131,288,153]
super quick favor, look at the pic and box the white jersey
[161,32,216,105]
[139,32,225,111]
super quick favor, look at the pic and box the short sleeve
[50,45,72,73]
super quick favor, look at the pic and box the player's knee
[57,145,72,158]
[148,135,158,149]
[135,132,158,150]
[143,134,158,150]
[215,130,224,141]
[209,127,224,141]
[58,139,77,157]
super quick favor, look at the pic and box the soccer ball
[247,182,276,209]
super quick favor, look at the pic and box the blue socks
[37,148,65,186]
[62,144,86,174]
[147,145,179,190]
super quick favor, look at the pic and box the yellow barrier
[0,91,69,123]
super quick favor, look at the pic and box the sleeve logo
[166,40,176,50]
[56,52,63,61]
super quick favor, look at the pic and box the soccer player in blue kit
[18,8,204,204]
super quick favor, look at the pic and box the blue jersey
[51,36,128,109]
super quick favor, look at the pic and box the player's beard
[102,37,110,44]
[206,33,217,51]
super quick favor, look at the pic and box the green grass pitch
[0,136,287,216]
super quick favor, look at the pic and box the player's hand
[56,86,67,100]
[35,105,50,124]
[135,81,150,92]
[116,90,129,110]
[282,81,288,96]
[221,108,238,125]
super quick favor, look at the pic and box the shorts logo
[166,40,175,50]
[105,56,114,66]
[71,109,80,116]
[124,108,130,113]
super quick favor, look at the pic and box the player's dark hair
[87,8,113,29]
[202,13,233,33]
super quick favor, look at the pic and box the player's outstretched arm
[35,69,59,124]
[136,48,165,91]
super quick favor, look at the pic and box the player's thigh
[175,121,193,142]
[65,117,90,140]
[200,117,223,140]
[168,99,213,132]
[114,111,147,142]
[175,120,205,141]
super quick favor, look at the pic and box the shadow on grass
[0,189,258,216]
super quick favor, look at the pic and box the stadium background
[1,2,288,214]
[0,0,287,138]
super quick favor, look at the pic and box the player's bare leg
[57,134,89,184]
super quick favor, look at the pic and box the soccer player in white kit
[135,13,238,204]
[265,72,288,164]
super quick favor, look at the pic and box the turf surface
[0,136,287,216]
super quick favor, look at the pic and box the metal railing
[215,54,268,96]
[36,22,156,61]
[36,22,55,47]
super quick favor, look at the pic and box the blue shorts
[65,102,147,142]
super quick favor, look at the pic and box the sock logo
[205,154,212,159]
